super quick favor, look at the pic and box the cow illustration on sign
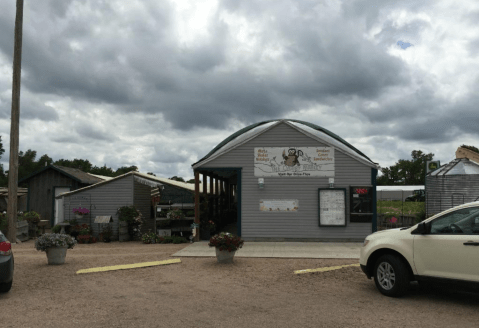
[282,148,303,166]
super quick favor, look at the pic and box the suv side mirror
[412,222,428,235]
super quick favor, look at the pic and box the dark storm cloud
[0,93,59,121]
[151,146,189,164]
[0,0,412,132]
[75,125,117,141]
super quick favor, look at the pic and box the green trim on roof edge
[192,119,376,167]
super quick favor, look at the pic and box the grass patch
[377,200,425,216]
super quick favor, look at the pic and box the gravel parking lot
[2,240,479,328]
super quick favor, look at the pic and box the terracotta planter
[215,248,236,263]
[45,246,68,265]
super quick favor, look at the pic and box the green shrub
[377,200,424,217]
[51,225,61,233]
[415,207,426,224]
[171,236,187,244]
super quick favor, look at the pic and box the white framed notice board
[318,188,346,227]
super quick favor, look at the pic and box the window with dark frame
[350,186,373,223]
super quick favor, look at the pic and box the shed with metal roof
[18,165,106,227]
[191,119,380,241]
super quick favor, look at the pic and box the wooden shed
[18,165,106,227]
[55,171,165,239]
[192,119,380,241]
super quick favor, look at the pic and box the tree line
[376,150,434,185]
[0,136,195,187]
[0,135,437,188]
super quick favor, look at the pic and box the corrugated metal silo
[426,158,479,217]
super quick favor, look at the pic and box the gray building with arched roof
[192,119,380,241]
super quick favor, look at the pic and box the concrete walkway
[172,241,362,259]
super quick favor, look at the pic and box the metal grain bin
[426,158,479,217]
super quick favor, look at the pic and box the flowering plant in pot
[99,225,113,242]
[76,224,96,244]
[34,233,77,265]
[208,232,244,252]
[141,230,161,244]
[23,211,41,224]
[166,208,185,220]
[199,218,216,240]
[117,205,143,240]
[208,232,244,263]
[72,207,90,218]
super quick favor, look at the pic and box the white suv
[360,201,479,297]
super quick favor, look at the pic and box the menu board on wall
[318,189,346,226]
[260,199,299,212]
[254,147,334,177]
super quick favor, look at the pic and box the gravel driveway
[2,240,478,328]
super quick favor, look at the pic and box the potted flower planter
[208,232,244,264]
[34,233,77,265]
[45,246,68,265]
[215,247,236,263]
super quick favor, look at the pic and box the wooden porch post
[226,181,231,210]
[194,170,200,241]
[214,176,219,220]
[202,173,208,222]
[209,175,214,220]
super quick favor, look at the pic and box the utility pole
[7,0,24,242]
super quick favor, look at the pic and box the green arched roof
[193,119,376,167]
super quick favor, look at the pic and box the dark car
[0,230,14,293]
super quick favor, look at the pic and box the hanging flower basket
[72,207,90,218]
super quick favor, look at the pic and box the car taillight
[0,241,12,256]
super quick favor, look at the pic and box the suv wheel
[0,280,12,293]
[374,255,410,297]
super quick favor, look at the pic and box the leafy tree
[0,136,4,158]
[54,158,93,172]
[115,165,138,176]
[147,172,156,176]
[169,176,185,182]
[37,154,53,168]
[377,150,434,185]
[90,165,115,177]
[0,136,6,187]
[186,179,197,184]
[18,149,38,182]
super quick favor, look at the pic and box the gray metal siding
[62,175,134,239]
[426,175,479,217]
[200,122,372,240]
[134,180,154,234]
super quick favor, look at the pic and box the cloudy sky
[0,0,478,181]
